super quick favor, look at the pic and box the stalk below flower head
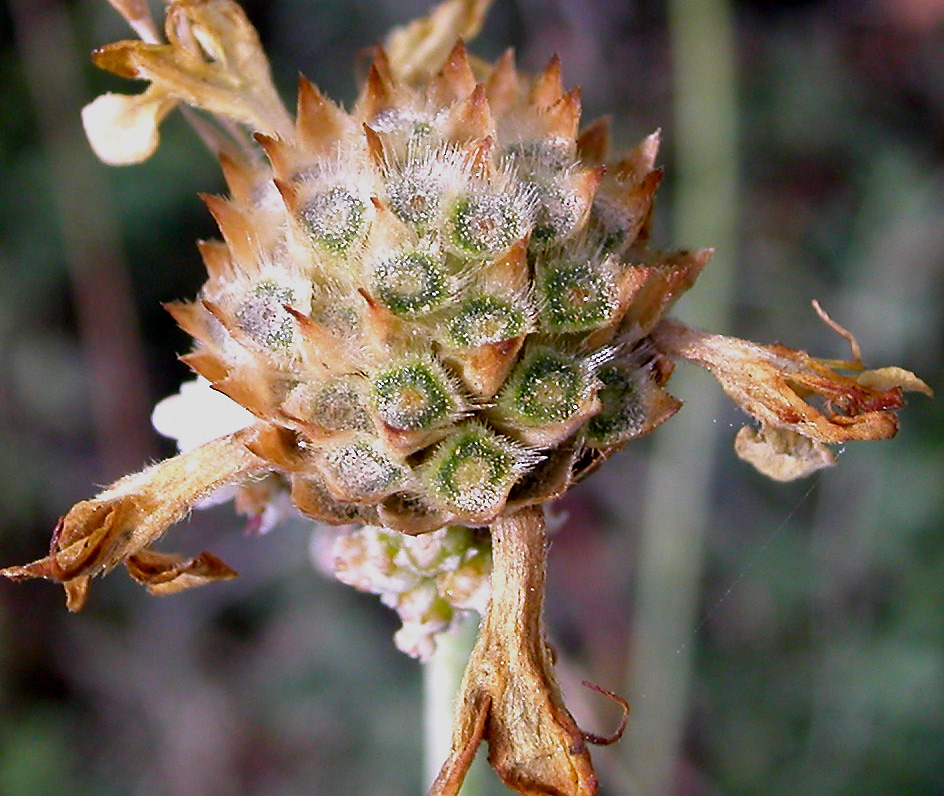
[2,1,930,794]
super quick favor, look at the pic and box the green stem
[623,0,739,793]
[7,0,158,479]
[423,612,483,794]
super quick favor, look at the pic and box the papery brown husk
[650,318,930,445]
[1,425,271,610]
[428,506,599,796]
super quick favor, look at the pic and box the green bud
[449,194,522,256]
[503,140,573,173]
[309,377,373,432]
[373,253,449,318]
[425,425,521,520]
[370,109,435,143]
[529,183,580,244]
[371,359,457,431]
[500,347,588,425]
[584,365,647,447]
[386,169,442,232]
[537,259,617,333]
[503,143,578,245]
[589,199,629,254]
[236,281,295,348]
[300,185,366,252]
[310,298,360,338]
[322,440,406,501]
[445,294,526,349]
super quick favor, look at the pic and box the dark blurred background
[0,1,942,795]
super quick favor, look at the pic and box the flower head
[3,1,929,794]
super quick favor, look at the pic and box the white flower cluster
[325,525,491,660]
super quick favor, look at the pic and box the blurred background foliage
[0,0,942,795]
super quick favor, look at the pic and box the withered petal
[651,318,921,446]
[857,366,932,396]
[81,86,176,165]
[126,549,238,595]
[2,426,271,609]
[734,425,837,482]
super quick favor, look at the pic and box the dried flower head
[3,1,930,794]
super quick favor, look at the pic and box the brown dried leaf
[428,507,599,796]
[651,319,918,445]
[2,426,270,609]
[126,549,238,595]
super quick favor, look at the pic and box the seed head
[9,0,925,618]
[4,3,930,795]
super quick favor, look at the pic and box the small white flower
[152,378,296,524]
[322,524,491,660]
[151,377,255,453]
[81,88,176,166]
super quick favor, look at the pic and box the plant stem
[623,0,739,793]
[427,506,597,796]
[423,613,483,793]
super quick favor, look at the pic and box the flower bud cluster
[30,0,920,620]
[329,525,491,660]
[148,34,694,536]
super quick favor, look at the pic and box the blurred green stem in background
[624,0,739,792]
[7,0,156,479]
[424,614,485,794]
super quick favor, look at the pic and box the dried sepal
[290,473,379,526]
[357,56,398,121]
[1,425,271,609]
[652,317,928,460]
[378,493,453,535]
[543,87,582,141]
[621,249,712,334]
[505,444,579,510]
[384,0,493,85]
[576,116,611,165]
[444,83,496,142]
[614,129,661,182]
[484,49,519,116]
[218,150,266,204]
[446,336,526,400]
[200,194,259,269]
[296,75,351,155]
[429,41,478,106]
[529,54,564,109]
